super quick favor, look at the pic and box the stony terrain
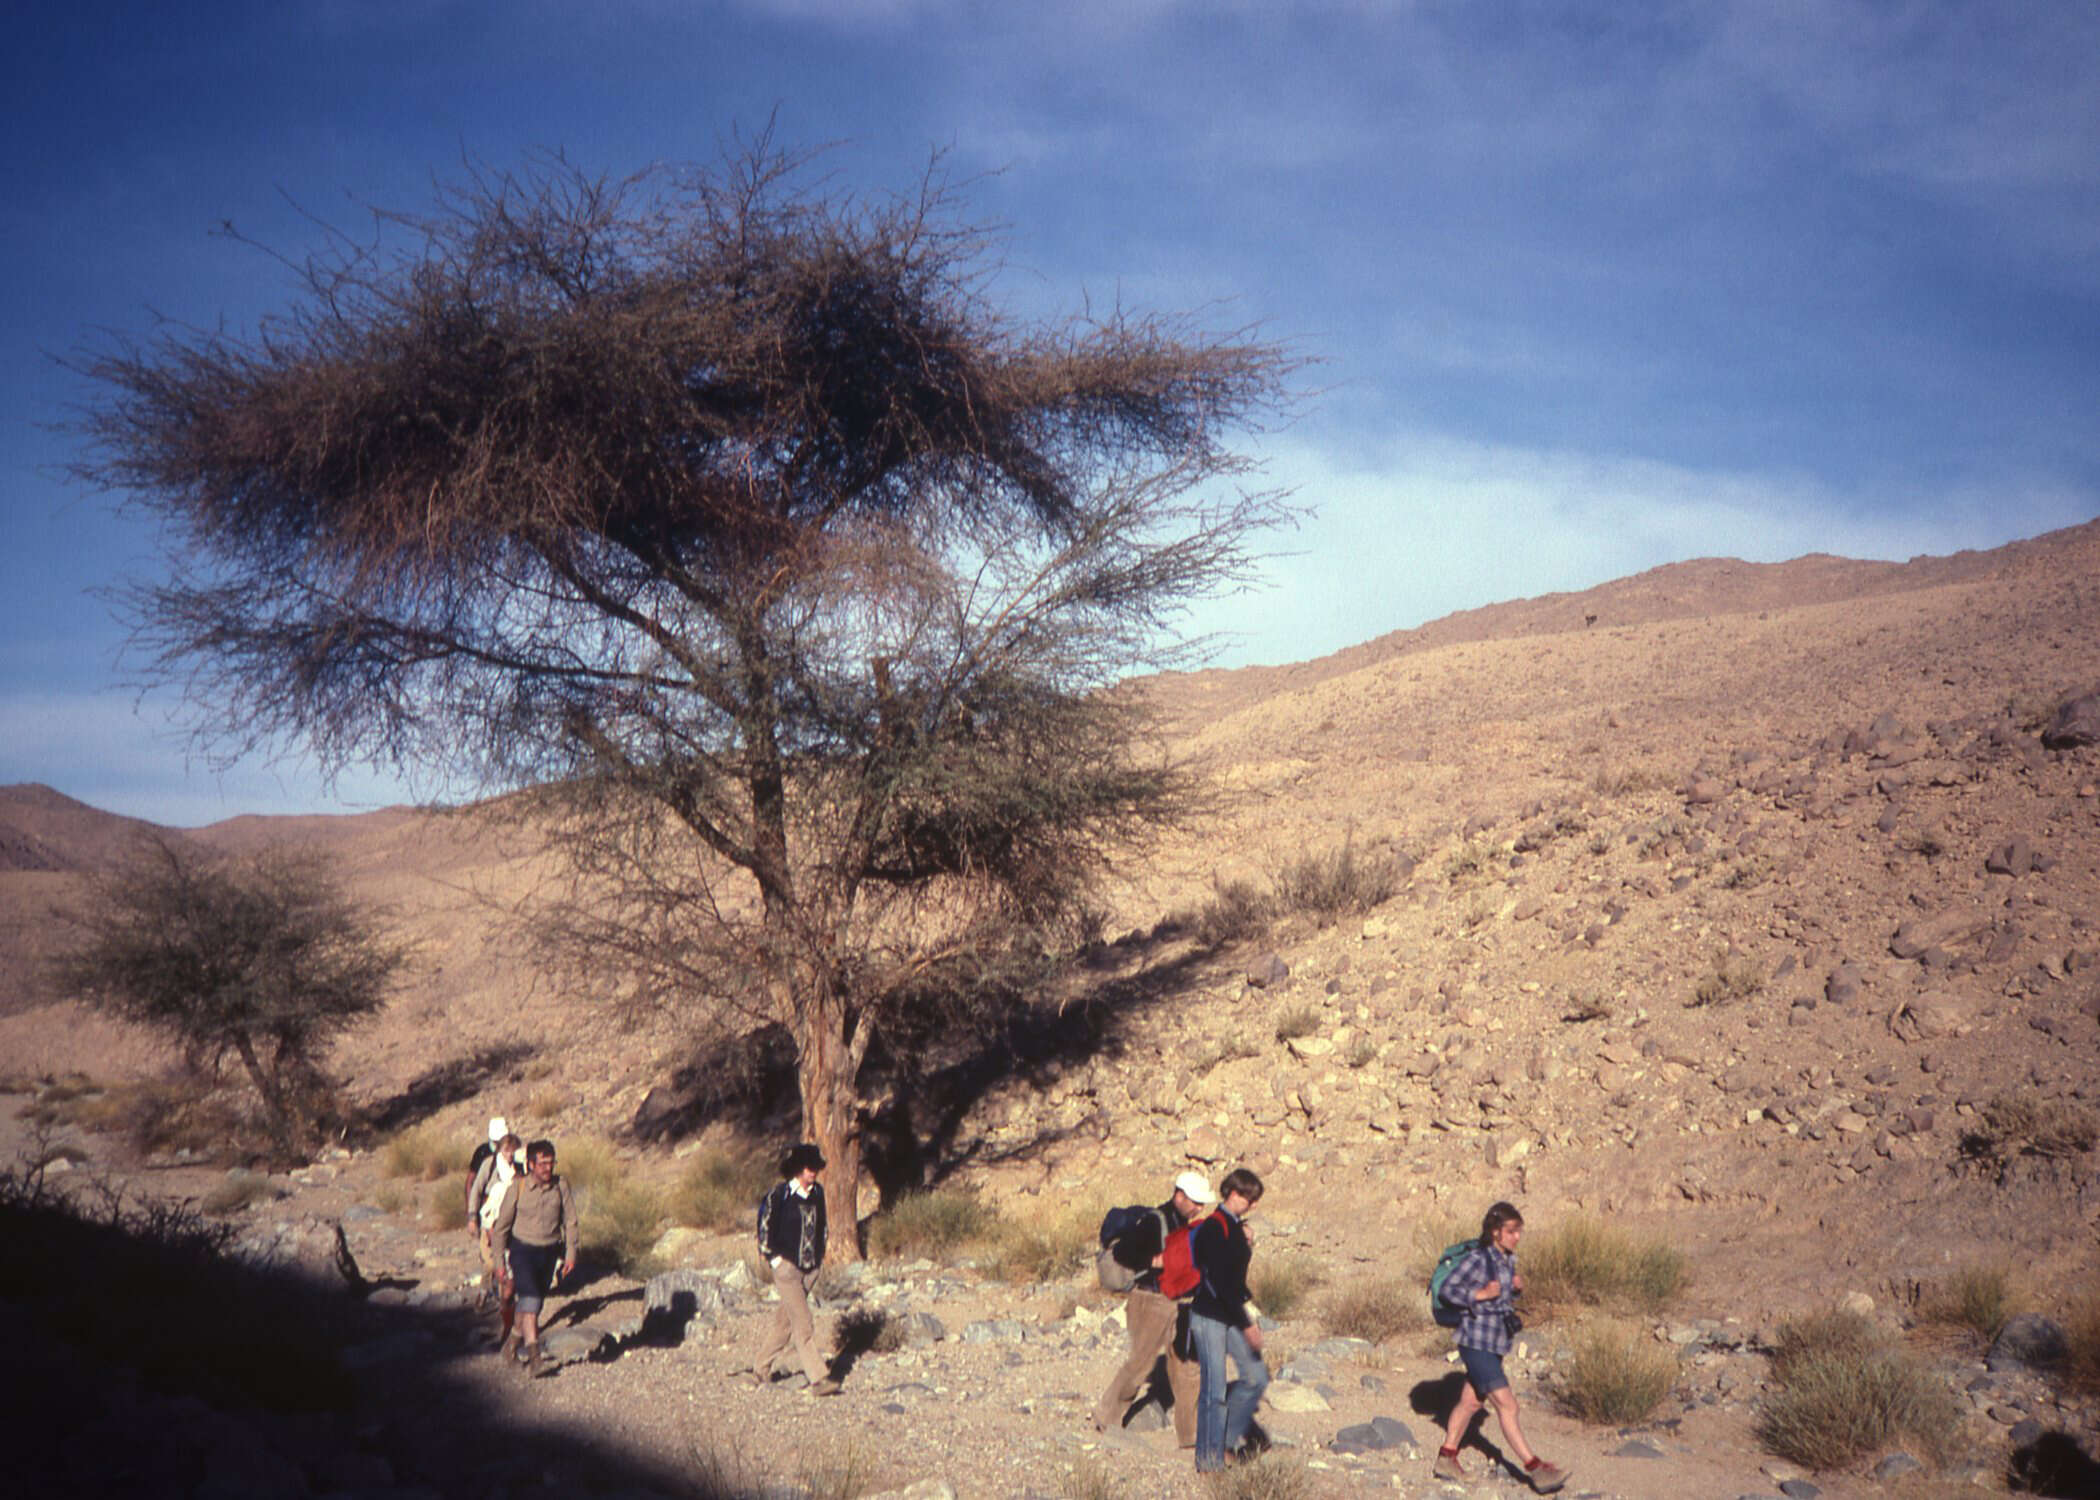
[4,518,2099,1498]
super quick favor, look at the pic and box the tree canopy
[78,145,1294,1250]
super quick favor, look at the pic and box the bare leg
[1485,1387,1539,1468]
[1442,1380,1482,1454]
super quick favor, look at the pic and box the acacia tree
[77,146,1292,1254]
[55,835,406,1156]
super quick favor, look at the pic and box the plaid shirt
[1440,1243,1519,1353]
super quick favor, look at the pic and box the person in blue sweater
[1435,1201,1568,1493]
[1188,1166,1269,1472]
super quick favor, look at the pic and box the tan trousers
[1095,1288,1199,1445]
[754,1259,830,1385]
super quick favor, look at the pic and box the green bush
[670,1144,775,1232]
[1524,1215,1686,1314]
[868,1188,995,1261]
[1319,1275,1419,1344]
[1250,1255,1321,1319]
[1557,1319,1679,1425]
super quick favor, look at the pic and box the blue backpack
[1428,1240,1477,1328]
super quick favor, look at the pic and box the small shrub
[1342,1035,1378,1069]
[1273,1004,1321,1044]
[986,1201,1097,1284]
[373,1181,409,1216]
[1320,1275,1419,1344]
[200,1168,276,1215]
[1689,953,1764,1007]
[1721,857,1770,890]
[795,1439,879,1500]
[1770,1308,1887,1382]
[1270,834,1400,920]
[1590,764,1671,798]
[1525,1216,1686,1314]
[670,1144,775,1232]
[1251,1255,1321,1319]
[2066,1281,2100,1394]
[1202,1453,1313,1500]
[554,1134,623,1195]
[1963,1092,2099,1169]
[1444,838,1494,882]
[423,1180,457,1227]
[1562,991,1614,1023]
[834,1305,908,1356]
[381,1122,465,1182]
[1557,1319,1679,1424]
[869,1188,994,1261]
[1928,1262,2020,1343]
[1058,1457,1125,1500]
[1192,1036,1263,1076]
[1185,879,1274,948]
[1758,1341,1960,1471]
[527,1088,566,1122]
[578,1173,668,1277]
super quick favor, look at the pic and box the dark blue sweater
[1189,1208,1252,1328]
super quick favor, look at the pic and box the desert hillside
[4,518,2098,1498]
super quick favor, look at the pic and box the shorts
[1459,1345,1509,1397]
[508,1240,561,1312]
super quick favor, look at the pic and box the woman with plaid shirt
[1434,1202,1568,1493]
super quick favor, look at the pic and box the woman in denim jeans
[1187,1166,1269,1471]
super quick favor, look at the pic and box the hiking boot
[522,1343,543,1376]
[1525,1458,1569,1494]
[728,1367,765,1387]
[809,1377,842,1397]
[1432,1448,1467,1481]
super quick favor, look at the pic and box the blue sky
[6,1,2096,825]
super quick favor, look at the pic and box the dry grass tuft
[1272,1004,1322,1043]
[1251,1255,1321,1320]
[380,1122,467,1182]
[1926,1262,2020,1344]
[1524,1216,1686,1315]
[1269,834,1403,921]
[869,1188,995,1261]
[670,1143,775,1233]
[2066,1281,2100,1395]
[1556,1318,1679,1425]
[1319,1275,1420,1345]
[1689,952,1764,1007]
[200,1168,277,1215]
[1757,1315,1960,1472]
[1201,1453,1315,1499]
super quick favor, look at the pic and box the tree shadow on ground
[358,1042,538,1139]
[2011,1429,2100,1497]
[1,1163,760,1499]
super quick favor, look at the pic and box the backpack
[465,1141,495,1211]
[1429,1240,1477,1328]
[1158,1210,1220,1301]
[1095,1205,1166,1293]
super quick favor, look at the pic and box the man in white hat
[465,1116,514,1307]
[1092,1169,1218,1444]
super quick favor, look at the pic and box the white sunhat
[488,1116,509,1142]
[1173,1170,1217,1205]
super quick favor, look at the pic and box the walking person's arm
[559,1178,579,1277]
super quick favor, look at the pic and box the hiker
[1189,1166,1269,1472]
[733,1142,840,1396]
[488,1138,578,1376]
[1434,1201,1568,1493]
[1092,1169,1216,1441]
[467,1124,521,1311]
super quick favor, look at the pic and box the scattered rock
[1989,1314,2069,1373]
[1330,1416,1415,1455]
[1247,954,1290,989]
[1613,1439,1666,1459]
[1872,1452,1923,1480]
[1266,1382,1330,1413]
[2042,692,2100,749]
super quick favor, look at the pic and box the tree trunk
[230,1030,306,1159]
[797,995,865,1263]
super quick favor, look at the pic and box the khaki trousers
[754,1259,830,1385]
[1095,1288,1198,1445]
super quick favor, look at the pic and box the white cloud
[1183,429,2099,668]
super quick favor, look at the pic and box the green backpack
[1428,1239,1477,1328]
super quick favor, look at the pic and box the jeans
[1189,1312,1268,1471]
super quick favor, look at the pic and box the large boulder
[2042,692,2100,749]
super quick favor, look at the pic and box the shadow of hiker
[1408,1372,1512,1475]
[2011,1428,2100,1497]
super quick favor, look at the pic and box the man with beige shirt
[488,1138,578,1375]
